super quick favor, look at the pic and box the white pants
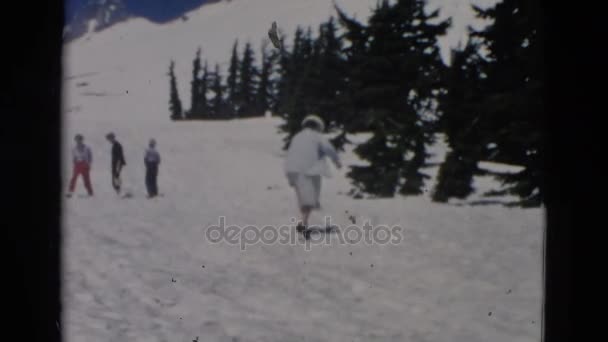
[287,172,321,209]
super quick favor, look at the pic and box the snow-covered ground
[62,1,542,341]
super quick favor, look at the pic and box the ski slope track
[62,1,542,341]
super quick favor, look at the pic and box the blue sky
[65,0,208,23]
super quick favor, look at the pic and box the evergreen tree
[210,64,227,119]
[226,40,240,118]
[432,0,543,206]
[275,27,303,120]
[335,5,369,133]
[270,33,287,115]
[469,0,544,206]
[236,42,259,117]
[277,21,351,150]
[432,42,486,202]
[311,17,350,150]
[433,0,543,206]
[279,19,350,150]
[168,60,183,121]
[189,47,203,119]
[278,26,319,149]
[199,60,211,118]
[300,27,315,63]
[338,0,450,197]
[254,42,276,116]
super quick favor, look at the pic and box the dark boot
[296,223,306,233]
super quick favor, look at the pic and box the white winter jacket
[284,128,340,177]
[72,144,92,164]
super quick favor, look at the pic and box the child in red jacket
[67,134,93,197]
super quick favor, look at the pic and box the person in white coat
[285,115,342,233]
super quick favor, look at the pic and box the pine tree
[275,21,349,150]
[297,25,323,117]
[338,0,450,197]
[432,42,486,202]
[335,5,369,134]
[189,47,203,119]
[226,40,240,118]
[278,26,319,149]
[270,33,287,115]
[469,0,543,206]
[280,19,350,150]
[210,64,227,119]
[199,60,211,118]
[236,42,259,117]
[275,27,303,121]
[431,0,543,206]
[168,60,183,121]
[254,42,276,116]
[312,17,350,150]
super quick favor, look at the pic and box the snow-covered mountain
[63,0,131,41]
[62,1,542,341]
[64,0,214,42]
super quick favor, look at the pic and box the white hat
[301,114,325,131]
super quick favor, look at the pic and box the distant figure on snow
[106,132,126,195]
[67,134,93,197]
[144,139,161,198]
[284,115,341,236]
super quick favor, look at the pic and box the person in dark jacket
[106,132,126,195]
[144,138,161,198]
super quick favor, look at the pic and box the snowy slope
[62,117,543,342]
[62,1,542,342]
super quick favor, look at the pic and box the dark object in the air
[268,21,282,50]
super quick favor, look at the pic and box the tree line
[167,0,543,207]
